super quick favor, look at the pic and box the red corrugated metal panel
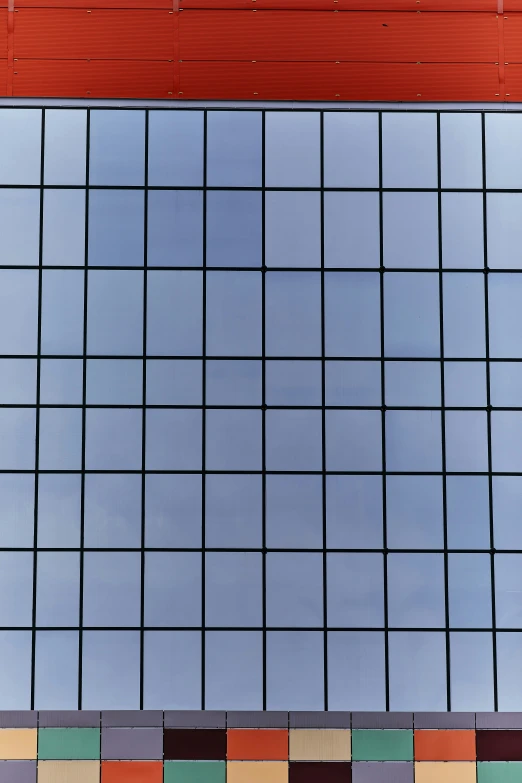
[0,10,8,54]
[14,9,175,59]
[16,1,171,6]
[504,64,522,97]
[179,10,498,63]
[180,61,502,100]
[180,0,498,9]
[503,15,522,61]
[13,59,175,97]
[16,0,171,7]
[0,60,8,93]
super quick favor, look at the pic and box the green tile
[38,728,100,760]
[164,761,226,783]
[351,730,413,761]
[478,762,522,782]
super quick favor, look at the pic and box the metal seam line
[6,0,14,97]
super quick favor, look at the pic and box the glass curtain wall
[0,106,520,711]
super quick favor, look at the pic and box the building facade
[1,104,522,718]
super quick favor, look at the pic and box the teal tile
[351,730,413,761]
[164,762,226,783]
[478,762,522,782]
[37,729,100,760]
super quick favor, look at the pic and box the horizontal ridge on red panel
[178,10,498,63]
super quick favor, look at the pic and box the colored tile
[290,713,351,729]
[414,762,477,783]
[102,728,163,760]
[351,730,413,762]
[289,730,351,761]
[351,761,413,783]
[39,712,100,729]
[227,713,289,729]
[352,714,413,729]
[164,761,226,783]
[0,714,37,729]
[227,762,288,783]
[38,728,100,760]
[102,761,163,783]
[164,730,226,761]
[414,714,475,730]
[227,729,289,761]
[102,712,163,728]
[0,729,37,760]
[0,760,36,783]
[477,714,522,730]
[476,730,522,762]
[478,762,522,782]
[289,761,352,782]
[164,713,226,729]
[37,761,100,783]
[414,730,476,761]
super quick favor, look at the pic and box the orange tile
[227,730,289,761]
[414,731,476,762]
[101,761,163,783]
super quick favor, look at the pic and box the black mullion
[320,110,328,711]
[482,112,498,712]
[437,112,451,711]
[139,109,149,710]
[261,108,267,712]
[30,108,45,710]
[78,108,90,710]
[201,109,208,710]
[378,111,390,712]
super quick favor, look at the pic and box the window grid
[0,105,520,712]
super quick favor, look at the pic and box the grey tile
[38,711,100,728]
[227,712,288,728]
[101,728,163,760]
[414,712,475,729]
[164,711,226,729]
[352,762,414,783]
[476,712,522,729]
[352,713,413,729]
[289,712,351,729]
[101,711,163,727]
[0,761,37,783]
[0,712,37,729]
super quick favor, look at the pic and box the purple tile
[0,761,37,783]
[101,711,163,727]
[164,711,226,729]
[476,713,522,729]
[38,712,100,728]
[227,712,288,728]
[290,712,351,729]
[352,714,413,730]
[0,712,37,729]
[101,728,163,760]
[352,762,414,783]
[414,713,475,729]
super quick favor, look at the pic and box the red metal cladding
[179,10,498,63]
[0,9,8,53]
[179,0,499,9]
[15,0,172,7]
[179,61,503,100]
[503,14,522,61]
[12,59,176,97]
[13,9,176,59]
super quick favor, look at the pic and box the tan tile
[0,729,37,760]
[415,762,477,783]
[38,760,101,783]
[227,761,288,783]
[289,730,351,761]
